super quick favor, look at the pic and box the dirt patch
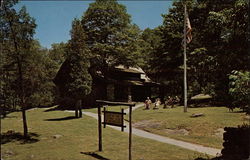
[163,128,189,135]
[2,149,16,159]
[133,120,189,135]
[133,120,163,129]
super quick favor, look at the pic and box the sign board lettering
[103,109,126,131]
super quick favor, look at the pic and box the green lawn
[84,105,129,113]
[1,108,210,160]
[131,105,248,149]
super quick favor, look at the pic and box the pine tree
[66,19,92,117]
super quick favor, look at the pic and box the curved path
[67,103,221,156]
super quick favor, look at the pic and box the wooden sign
[103,108,126,131]
[96,100,136,160]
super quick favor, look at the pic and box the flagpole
[183,4,187,113]
[0,0,3,10]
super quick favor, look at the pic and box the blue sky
[15,1,172,49]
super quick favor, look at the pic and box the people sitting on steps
[144,96,180,110]
[164,96,180,109]
[144,97,152,110]
[153,98,161,109]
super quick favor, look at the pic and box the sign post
[129,105,132,160]
[96,100,135,160]
[98,104,102,151]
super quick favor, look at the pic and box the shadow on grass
[44,116,78,121]
[44,105,96,112]
[1,131,39,144]
[81,152,110,160]
[194,157,222,160]
[229,110,245,113]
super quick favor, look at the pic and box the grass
[131,105,248,149]
[84,105,129,113]
[1,107,210,160]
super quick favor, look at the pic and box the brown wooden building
[54,62,159,108]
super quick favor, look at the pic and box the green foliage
[81,0,141,70]
[188,48,217,96]
[150,0,249,102]
[0,0,40,136]
[63,19,92,100]
[139,27,162,71]
[23,41,59,107]
[0,0,37,109]
[193,0,248,101]
[145,0,195,97]
[1,1,59,109]
[49,42,67,66]
[229,71,250,113]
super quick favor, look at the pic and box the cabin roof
[54,60,158,86]
[114,65,144,74]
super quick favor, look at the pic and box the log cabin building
[54,61,159,108]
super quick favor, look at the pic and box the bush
[229,70,250,114]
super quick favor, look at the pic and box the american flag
[185,14,192,44]
[182,10,192,46]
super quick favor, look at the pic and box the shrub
[229,70,250,114]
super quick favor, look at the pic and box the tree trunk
[78,99,82,118]
[22,107,28,137]
[7,9,29,138]
[2,98,6,118]
[75,101,79,118]
[18,56,28,138]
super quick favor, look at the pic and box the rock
[216,153,222,157]
[52,134,63,139]
[179,129,189,135]
[4,150,14,156]
[244,115,250,120]
[214,128,225,138]
[190,113,204,118]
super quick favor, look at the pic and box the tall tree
[80,0,142,99]
[229,70,250,113]
[147,0,195,99]
[68,19,92,117]
[49,42,67,67]
[152,0,248,104]
[59,19,92,117]
[24,41,58,108]
[139,27,162,72]
[191,0,249,102]
[81,0,140,73]
[1,0,37,137]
